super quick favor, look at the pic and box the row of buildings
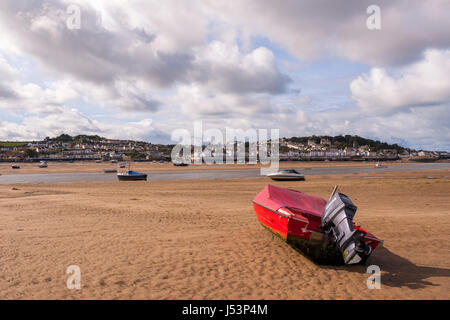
[176,139,449,162]
[281,139,396,160]
[279,138,449,161]
[0,138,172,162]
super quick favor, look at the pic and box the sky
[0,0,449,150]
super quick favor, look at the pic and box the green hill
[0,141,29,148]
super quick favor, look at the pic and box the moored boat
[11,165,20,169]
[173,161,189,166]
[252,184,381,264]
[374,162,387,168]
[267,169,305,181]
[39,161,48,168]
[103,168,118,173]
[117,170,147,181]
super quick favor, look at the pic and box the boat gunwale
[251,200,309,223]
[117,171,147,176]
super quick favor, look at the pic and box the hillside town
[278,137,449,161]
[0,135,172,162]
[0,134,448,163]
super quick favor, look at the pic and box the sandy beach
[0,164,449,299]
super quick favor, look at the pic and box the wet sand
[0,169,449,299]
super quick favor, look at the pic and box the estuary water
[0,162,449,184]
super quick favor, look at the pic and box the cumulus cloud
[0,107,169,143]
[192,42,290,94]
[350,49,450,114]
[71,80,162,113]
[209,0,450,66]
[170,83,280,119]
[0,1,188,86]
[0,0,290,99]
[0,58,79,114]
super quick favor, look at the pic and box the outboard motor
[321,192,371,264]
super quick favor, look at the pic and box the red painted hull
[252,185,381,264]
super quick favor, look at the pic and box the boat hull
[104,169,118,173]
[268,175,305,181]
[117,174,147,181]
[253,201,344,264]
[252,185,381,264]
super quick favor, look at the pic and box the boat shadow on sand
[322,246,450,290]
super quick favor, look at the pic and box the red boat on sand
[252,184,382,265]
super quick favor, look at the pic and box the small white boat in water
[374,162,387,168]
[39,161,48,168]
[267,169,305,181]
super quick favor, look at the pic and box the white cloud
[0,107,168,142]
[170,84,276,119]
[208,0,450,66]
[0,58,79,114]
[350,49,450,114]
[0,0,290,99]
[192,42,290,94]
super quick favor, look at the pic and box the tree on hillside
[23,148,38,158]
[53,134,73,142]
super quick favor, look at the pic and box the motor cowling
[321,192,371,264]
